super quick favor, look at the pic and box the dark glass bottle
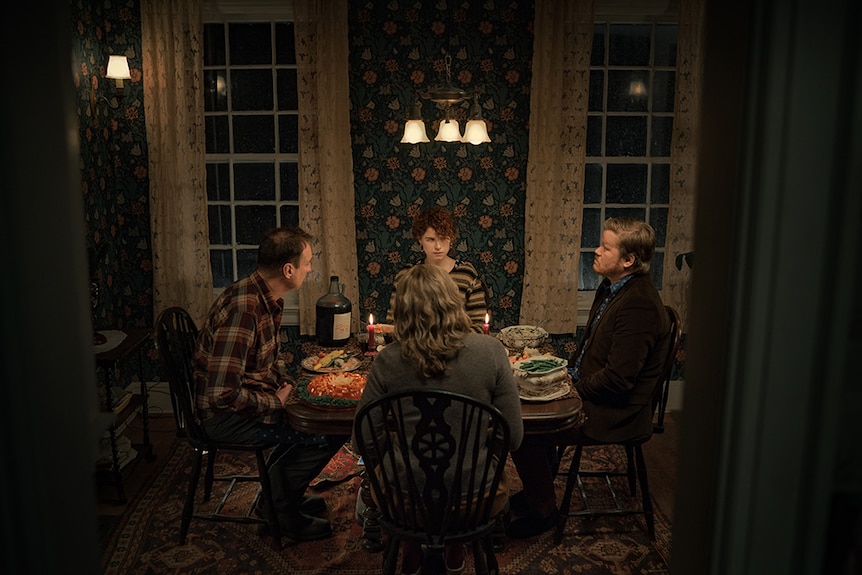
[315,275,352,347]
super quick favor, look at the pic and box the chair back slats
[155,307,206,443]
[354,390,510,549]
[653,305,683,432]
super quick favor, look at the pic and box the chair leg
[255,449,281,548]
[180,450,203,545]
[479,534,498,575]
[553,444,584,544]
[203,449,217,501]
[382,536,400,575]
[654,377,670,433]
[625,445,637,496]
[634,445,655,540]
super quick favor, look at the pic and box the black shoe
[298,494,327,516]
[508,490,528,516]
[283,513,333,542]
[505,508,560,539]
[255,494,327,519]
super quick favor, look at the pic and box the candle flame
[369,313,374,325]
[484,312,490,324]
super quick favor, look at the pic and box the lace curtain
[294,0,359,335]
[662,0,703,330]
[141,0,213,327]
[520,0,594,334]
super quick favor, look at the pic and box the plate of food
[301,349,362,373]
[511,355,568,378]
[296,372,367,407]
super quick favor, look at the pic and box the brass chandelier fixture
[401,55,491,145]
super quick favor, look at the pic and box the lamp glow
[106,55,131,97]
[435,119,462,142]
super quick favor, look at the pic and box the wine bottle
[316,275,352,346]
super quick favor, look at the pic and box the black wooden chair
[154,306,281,546]
[553,305,682,543]
[353,390,511,575]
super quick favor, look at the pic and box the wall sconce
[90,55,130,127]
[106,55,131,97]
[401,55,491,145]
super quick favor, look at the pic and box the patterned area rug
[101,441,672,574]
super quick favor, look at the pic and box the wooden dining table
[284,340,584,551]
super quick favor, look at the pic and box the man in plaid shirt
[194,227,347,541]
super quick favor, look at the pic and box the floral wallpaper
[347,0,535,332]
[72,0,152,334]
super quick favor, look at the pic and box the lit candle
[366,314,376,353]
[483,312,490,335]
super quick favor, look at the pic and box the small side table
[95,328,155,503]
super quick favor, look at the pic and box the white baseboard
[665,379,684,412]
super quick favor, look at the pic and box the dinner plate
[301,354,363,373]
[518,380,571,403]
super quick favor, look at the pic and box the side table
[95,328,155,503]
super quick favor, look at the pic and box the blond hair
[393,264,471,378]
[604,217,656,275]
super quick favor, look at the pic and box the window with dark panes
[203,18,299,290]
[581,22,677,291]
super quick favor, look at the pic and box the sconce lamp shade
[106,55,131,96]
[106,55,131,79]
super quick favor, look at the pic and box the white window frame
[576,3,679,325]
[203,0,300,325]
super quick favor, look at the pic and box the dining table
[284,335,584,551]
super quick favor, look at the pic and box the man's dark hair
[256,227,313,274]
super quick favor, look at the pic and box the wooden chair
[154,306,281,546]
[553,305,682,543]
[354,390,511,575]
[653,306,683,433]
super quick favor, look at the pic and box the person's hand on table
[277,381,293,405]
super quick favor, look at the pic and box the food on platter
[498,325,548,349]
[509,346,541,363]
[303,349,360,372]
[512,355,567,378]
[306,372,367,401]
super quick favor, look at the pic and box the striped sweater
[386,260,489,333]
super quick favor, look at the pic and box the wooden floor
[96,411,680,521]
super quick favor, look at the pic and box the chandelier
[401,55,491,145]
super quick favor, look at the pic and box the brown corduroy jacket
[570,273,671,443]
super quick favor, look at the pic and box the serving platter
[518,380,571,403]
[301,354,363,373]
[295,373,367,407]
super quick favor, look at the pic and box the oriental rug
[101,441,672,574]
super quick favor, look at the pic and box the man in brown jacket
[507,217,671,539]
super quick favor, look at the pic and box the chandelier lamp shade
[400,55,491,145]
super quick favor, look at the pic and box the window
[203,13,299,290]
[581,22,677,292]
